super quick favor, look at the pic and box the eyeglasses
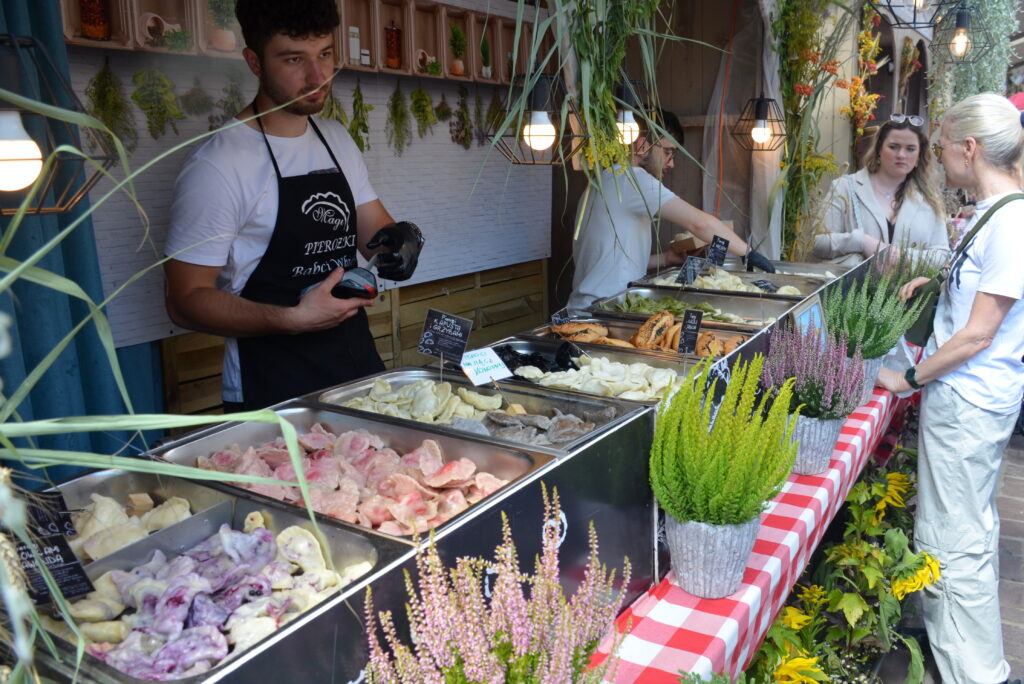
[655,143,675,158]
[891,114,925,127]
[931,143,943,160]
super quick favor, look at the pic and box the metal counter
[308,367,647,458]
[631,268,824,301]
[521,317,752,362]
[588,287,796,333]
[36,469,414,684]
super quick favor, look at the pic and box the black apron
[235,109,384,409]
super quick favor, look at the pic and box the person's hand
[862,234,882,257]
[744,249,776,273]
[876,367,913,394]
[288,268,373,332]
[367,221,424,281]
[663,248,686,266]
[899,276,932,302]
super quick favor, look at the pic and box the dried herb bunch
[364,486,630,683]
[385,81,411,156]
[348,81,373,152]
[409,87,435,137]
[85,57,138,152]
[208,71,245,131]
[319,86,349,127]
[450,85,473,149]
[823,271,928,360]
[434,93,453,122]
[179,77,214,117]
[650,356,798,526]
[763,321,865,420]
[130,70,184,139]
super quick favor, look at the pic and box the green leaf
[833,592,868,627]
[860,565,884,590]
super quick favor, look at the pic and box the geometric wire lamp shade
[0,34,116,216]
[868,0,955,29]
[487,73,587,165]
[930,3,993,65]
[730,93,786,152]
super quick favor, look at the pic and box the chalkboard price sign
[706,236,729,266]
[551,307,570,325]
[678,309,703,354]
[676,256,710,285]
[14,494,94,605]
[417,309,474,362]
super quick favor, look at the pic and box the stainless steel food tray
[151,403,555,539]
[38,468,413,684]
[743,260,851,279]
[308,367,645,458]
[522,317,752,362]
[631,268,824,301]
[588,287,796,332]
[486,336,693,405]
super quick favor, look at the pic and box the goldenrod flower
[797,584,826,609]
[782,606,812,631]
[774,656,825,683]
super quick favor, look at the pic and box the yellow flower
[797,584,826,609]
[923,552,941,583]
[774,656,825,683]
[873,472,910,524]
[782,606,812,630]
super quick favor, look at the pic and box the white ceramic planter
[791,414,844,475]
[861,356,884,406]
[664,516,760,598]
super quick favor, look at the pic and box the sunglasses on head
[890,114,924,127]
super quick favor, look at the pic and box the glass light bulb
[522,110,556,151]
[950,29,971,58]
[0,112,43,192]
[616,109,640,145]
[913,0,929,9]
[750,119,772,145]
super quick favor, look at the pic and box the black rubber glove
[744,249,776,273]
[366,221,425,281]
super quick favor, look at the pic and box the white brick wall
[67,37,551,347]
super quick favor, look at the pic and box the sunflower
[773,655,826,682]
[781,606,812,631]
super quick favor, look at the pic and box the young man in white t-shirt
[567,109,774,314]
[164,0,422,410]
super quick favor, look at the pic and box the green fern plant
[823,270,928,360]
[410,87,436,137]
[85,57,138,153]
[650,356,798,526]
[385,81,411,156]
[449,22,467,60]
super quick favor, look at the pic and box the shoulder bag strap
[944,192,1024,286]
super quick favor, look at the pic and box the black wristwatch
[904,366,922,390]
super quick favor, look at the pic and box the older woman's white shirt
[813,167,950,265]
[930,191,1024,414]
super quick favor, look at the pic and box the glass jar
[384,21,401,69]
[79,0,111,40]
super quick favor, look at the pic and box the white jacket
[812,167,950,266]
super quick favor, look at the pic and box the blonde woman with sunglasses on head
[877,94,1024,684]
[813,114,950,266]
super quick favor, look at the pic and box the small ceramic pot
[450,58,465,76]
[481,65,492,78]
[210,27,236,52]
[664,515,760,599]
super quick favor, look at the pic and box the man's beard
[260,74,327,116]
[638,154,661,178]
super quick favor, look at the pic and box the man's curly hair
[235,0,340,57]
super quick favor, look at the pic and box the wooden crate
[160,260,549,414]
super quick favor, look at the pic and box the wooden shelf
[440,5,473,82]
[376,0,412,75]
[410,0,443,78]
[61,0,135,49]
[472,13,499,83]
[340,0,378,69]
[195,0,243,58]
[132,0,199,55]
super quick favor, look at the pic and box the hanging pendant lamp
[487,73,587,165]
[730,92,786,152]
[930,2,992,65]
[868,0,955,29]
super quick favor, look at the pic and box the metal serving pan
[522,317,752,361]
[308,367,644,458]
[38,469,412,684]
[486,336,694,405]
[151,402,554,540]
[631,267,824,301]
[588,286,795,332]
[745,260,851,279]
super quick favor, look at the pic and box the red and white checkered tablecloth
[593,388,901,683]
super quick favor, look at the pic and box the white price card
[460,348,513,385]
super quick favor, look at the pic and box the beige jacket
[813,167,950,267]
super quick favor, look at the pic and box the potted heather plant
[650,356,798,598]
[364,486,631,682]
[448,22,467,76]
[762,322,865,475]
[823,270,928,405]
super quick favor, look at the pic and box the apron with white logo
[236,111,383,409]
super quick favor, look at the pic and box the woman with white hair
[878,93,1024,684]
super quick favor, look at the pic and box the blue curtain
[0,0,164,488]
